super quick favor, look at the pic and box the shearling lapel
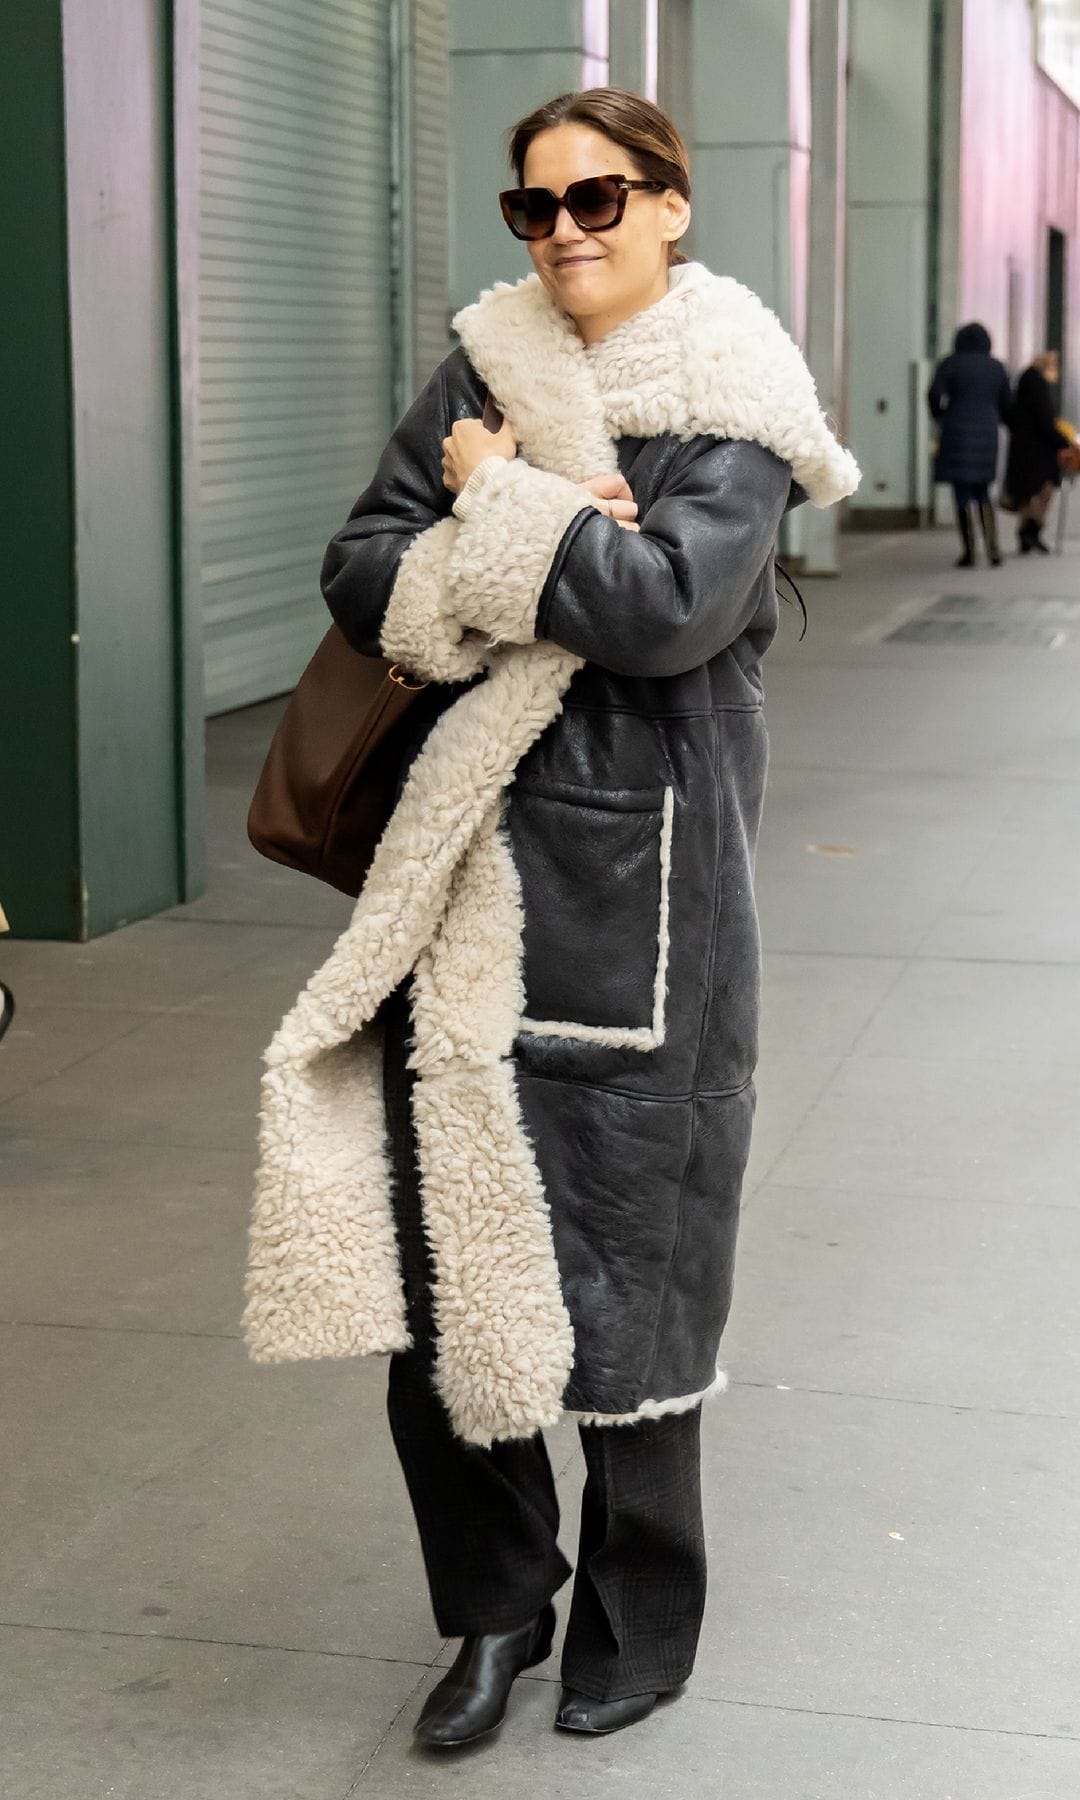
[453,276,618,483]
[453,262,861,509]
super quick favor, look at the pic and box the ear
[661,190,692,251]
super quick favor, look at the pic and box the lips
[553,255,603,267]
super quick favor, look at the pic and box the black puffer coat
[928,324,1012,487]
[1005,366,1070,505]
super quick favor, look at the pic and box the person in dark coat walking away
[245,88,857,1748]
[928,322,1011,567]
[1005,351,1072,553]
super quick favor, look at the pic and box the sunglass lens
[505,190,558,239]
[567,177,621,229]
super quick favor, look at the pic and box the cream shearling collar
[453,261,860,507]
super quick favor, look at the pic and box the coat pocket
[509,781,674,1050]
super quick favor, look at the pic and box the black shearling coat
[321,345,798,1417]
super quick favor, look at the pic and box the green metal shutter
[199,0,394,713]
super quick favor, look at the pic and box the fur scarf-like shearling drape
[243,263,859,1446]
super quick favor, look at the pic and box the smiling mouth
[553,255,603,267]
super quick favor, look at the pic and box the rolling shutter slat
[199,0,393,714]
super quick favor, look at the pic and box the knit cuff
[451,455,513,521]
[448,458,592,645]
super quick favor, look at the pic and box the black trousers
[381,984,708,1702]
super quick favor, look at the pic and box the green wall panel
[63,0,182,932]
[846,0,932,511]
[0,6,81,938]
[3,0,185,939]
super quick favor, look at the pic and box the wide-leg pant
[381,984,708,1702]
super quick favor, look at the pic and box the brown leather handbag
[247,396,503,896]
[246,631,428,897]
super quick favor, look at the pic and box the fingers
[590,493,639,524]
[582,473,635,502]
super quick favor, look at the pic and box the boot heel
[525,1603,557,1668]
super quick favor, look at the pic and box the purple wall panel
[959,0,1080,412]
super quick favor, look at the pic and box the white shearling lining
[570,1367,729,1429]
[379,517,488,685]
[454,262,860,509]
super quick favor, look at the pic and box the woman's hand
[582,473,640,531]
[441,417,518,495]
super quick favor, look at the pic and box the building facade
[3,0,1078,936]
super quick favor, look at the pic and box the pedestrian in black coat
[1005,352,1071,553]
[928,322,1012,567]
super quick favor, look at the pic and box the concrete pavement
[2,520,1079,1797]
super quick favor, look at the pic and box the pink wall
[959,0,1080,415]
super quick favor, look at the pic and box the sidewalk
[3,522,1079,1798]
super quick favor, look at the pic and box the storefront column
[802,0,850,574]
[0,0,194,939]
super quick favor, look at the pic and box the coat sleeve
[928,366,949,422]
[448,436,792,679]
[319,358,454,658]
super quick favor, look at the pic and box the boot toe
[414,1702,498,1748]
[555,1687,660,1734]
[413,1607,555,1748]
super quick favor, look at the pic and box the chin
[547,265,615,306]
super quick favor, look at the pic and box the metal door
[198,0,395,711]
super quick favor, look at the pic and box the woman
[245,89,858,1745]
[1006,351,1071,553]
[928,322,1011,567]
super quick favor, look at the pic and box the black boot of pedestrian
[555,1687,663,1734]
[978,500,1002,566]
[954,501,977,567]
[414,1605,556,1747]
[1018,518,1037,554]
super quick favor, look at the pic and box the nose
[550,202,587,245]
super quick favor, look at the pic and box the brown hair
[507,88,691,265]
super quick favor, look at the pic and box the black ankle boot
[1018,518,1037,554]
[954,501,976,567]
[414,1605,556,1747]
[978,500,1002,566]
[555,1686,663,1734]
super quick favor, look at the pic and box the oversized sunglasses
[499,174,665,241]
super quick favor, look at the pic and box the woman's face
[520,123,689,329]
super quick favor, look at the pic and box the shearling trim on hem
[570,1367,729,1428]
[408,818,574,1447]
